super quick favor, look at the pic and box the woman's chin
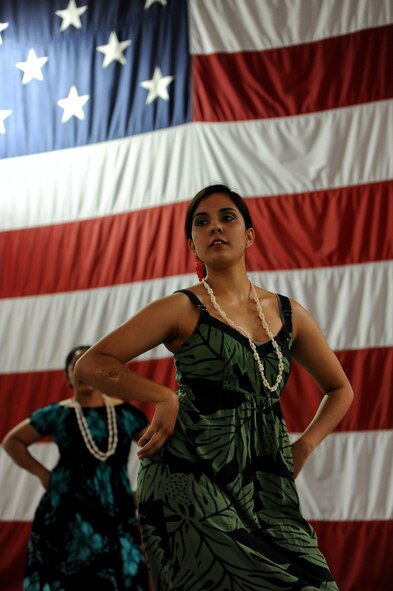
[75,384,95,395]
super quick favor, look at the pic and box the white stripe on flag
[1,100,392,230]
[293,429,393,521]
[1,261,392,373]
[189,0,393,54]
[1,430,392,522]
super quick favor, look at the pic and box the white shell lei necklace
[202,278,284,392]
[72,394,118,461]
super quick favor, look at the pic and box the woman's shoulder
[254,286,303,309]
[173,284,208,305]
[29,402,64,434]
[32,401,62,412]
[139,290,199,317]
[175,283,203,293]
[111,397,126,406]
[283,297,323,343]
[170,285,203,300]
[58,398,74,407]
[58,396,124,407]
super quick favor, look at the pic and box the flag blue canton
[0,0,190,159]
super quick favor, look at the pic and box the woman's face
[189,193,254,269]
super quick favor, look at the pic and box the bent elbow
[75,353,124,387]
[74,354,91,383]
[347,384,355,406]
[1,433,13,453]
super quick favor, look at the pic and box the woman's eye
[195,218,207,226]
[222,215,235,222]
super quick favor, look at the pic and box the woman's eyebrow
[194,207,237,218]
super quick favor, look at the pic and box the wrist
[294,435,316,455]
[33,465,49,480]
[157,389,178,405]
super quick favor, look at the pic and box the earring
[194,257,206,282]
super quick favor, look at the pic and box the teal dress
[138,290,338,591]
[24,401,150,591]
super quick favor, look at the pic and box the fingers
[137,425,154,448]
[137,396,179,459]
[137,431,166,459]
[136,425,150,446]
[40,471,51,491]
[137,423,174,459]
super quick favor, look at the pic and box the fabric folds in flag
[0,1,392,589]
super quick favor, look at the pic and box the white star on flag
[144,0,167,8]
[57,85,90,123]
[55,0,87,32]
[140,67,174,105]
[0,109,12,134]
[96,32,132,68]
[15,49,49,85]
[0,22,9,45]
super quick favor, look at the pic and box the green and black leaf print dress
[138,290,338,591]
[24,401,150,591]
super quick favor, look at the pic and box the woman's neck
[204,267,251,304]
[73,389,105,407]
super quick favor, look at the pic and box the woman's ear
[188,238,196,254]
[246,227,255,249]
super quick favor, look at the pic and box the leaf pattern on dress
[138,294,338,590]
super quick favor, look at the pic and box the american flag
[0,1,392,589]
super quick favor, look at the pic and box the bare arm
[2,420,51,490]
[290,300,354,477]
[75,293,194,458]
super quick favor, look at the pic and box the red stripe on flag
[285,347,393,433]
[0,521,31,591]
[311,520,393,590]
[1,347,392,438]
[1,180,392,298]
[0,371,71,440]
[193,25,393,122]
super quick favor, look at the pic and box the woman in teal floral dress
[76,185,354,590]
[2,346,150,591]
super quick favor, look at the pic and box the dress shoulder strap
[173,289,207,311]
[276,293,292,332]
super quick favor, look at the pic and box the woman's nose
[210,222,223,233]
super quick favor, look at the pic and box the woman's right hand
[38,468,51,491]
[137,393,179,459]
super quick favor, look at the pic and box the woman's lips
[209,239,228,247]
